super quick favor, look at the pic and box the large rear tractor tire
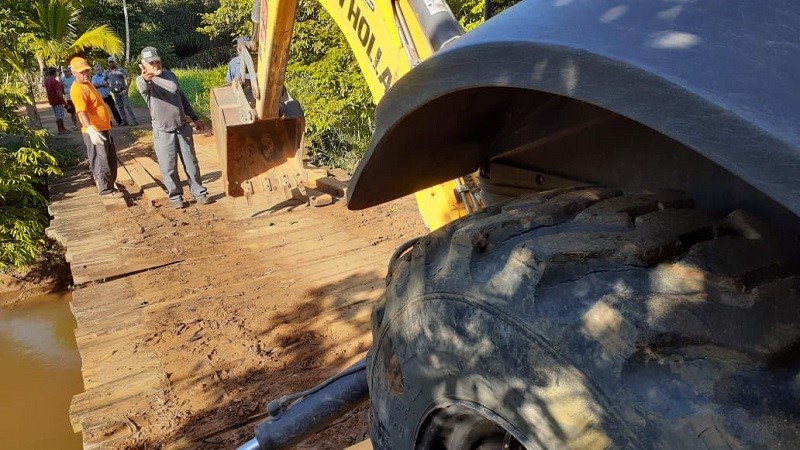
[367,187,800,449]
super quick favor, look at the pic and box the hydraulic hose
[237,358,369,450]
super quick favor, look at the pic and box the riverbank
[0,242,72,308]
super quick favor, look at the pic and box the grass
[124,128,157,157]
[1,134,83,168]
[126,128,151,140]
[46,135,85,167]
[128,66,227,119]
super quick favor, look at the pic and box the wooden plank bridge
[45,109,425,449]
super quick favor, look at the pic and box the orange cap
[69,57,92,73]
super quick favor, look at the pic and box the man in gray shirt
[136,46,209,208]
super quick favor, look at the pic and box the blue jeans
[152,124,207,201]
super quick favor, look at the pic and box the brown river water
[0,291,84,449]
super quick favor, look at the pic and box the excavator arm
[210,0,472,228]
[253,0,297,120]
[252,0,463,102]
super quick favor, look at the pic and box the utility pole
[123,0,130,63]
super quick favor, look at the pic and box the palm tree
[11,0,122,128]
[26,0,123,73]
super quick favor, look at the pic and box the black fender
[347,0,800,219]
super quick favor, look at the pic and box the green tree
[24,0,123,73]
[133,0,222,67]
[197,0,252,41]
[151,0,213,59]
[0,82,61,269]
[284,0,374,170]
[0,6,62,269]
[0,11,29,74]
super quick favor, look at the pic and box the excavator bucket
[207,0,306,200]
[210,83,305,198]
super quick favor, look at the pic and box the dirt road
[42,103,428,448]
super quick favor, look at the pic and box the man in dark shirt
[107,56,138,126]
[43,67,69,134]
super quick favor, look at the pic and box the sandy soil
[38,102,429,448]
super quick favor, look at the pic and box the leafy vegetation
[23,0,123,73]
[0,82,60,270]
[283,0,375,170]
[197,0,253,42]
[0,1,105,270]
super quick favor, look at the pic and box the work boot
[170,199,187,209]
[194,195,211,205]
[100,190,123,198]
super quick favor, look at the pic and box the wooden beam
[255,0,300,119]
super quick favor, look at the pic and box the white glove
[86,125,107,146]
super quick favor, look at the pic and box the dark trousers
[102,95,123,125]
[82,131,118,194]
[153,124,207,201]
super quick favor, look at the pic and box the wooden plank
[117,149,169,204]
[346,440,373,450]
[70,370,168,430]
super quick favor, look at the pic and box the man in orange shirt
[69,57,120,197]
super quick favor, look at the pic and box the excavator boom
[210,0,466,227]
[254,0,297,120]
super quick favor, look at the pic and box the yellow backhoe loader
[214,0,800,449]
[210,0,479,230]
